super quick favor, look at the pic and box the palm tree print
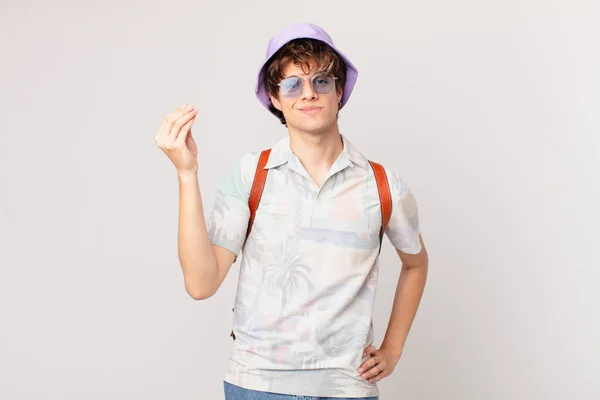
[262,238,313,320]
[242,218,272,266]
[207,191,231,240]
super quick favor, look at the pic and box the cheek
[280,98,294,110]
[287,101,302,116]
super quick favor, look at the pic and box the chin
[297,123,328,134]
[293,117,335,133]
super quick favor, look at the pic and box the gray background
[1,0,598,399]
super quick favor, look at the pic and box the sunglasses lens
[279,74,336,97]
[313,75,335,94]
[280,77,302,97]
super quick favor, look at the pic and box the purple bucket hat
[255,23,359,115]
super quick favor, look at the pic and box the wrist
[177,168,198,182]
[380,342,403,361]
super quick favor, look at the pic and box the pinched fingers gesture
[154,104,199,173]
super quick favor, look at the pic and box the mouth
[298,107,323,114]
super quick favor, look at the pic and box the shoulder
[369,160,414,201]
[220,151,264,199]
[238,151,262,179]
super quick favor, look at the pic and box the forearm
[381,261,428,358]
[176,169,219,299]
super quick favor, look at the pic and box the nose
[300,77,317,100]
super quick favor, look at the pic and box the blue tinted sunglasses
[278,74,338,98]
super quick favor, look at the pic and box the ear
[337,86,343,104]
[269,94,282,111]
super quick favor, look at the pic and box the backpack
[230,148,392,341]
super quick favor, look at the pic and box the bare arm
[359,233,429,383]
[154,104,236,300]
[177,170,236,300]
[381,233,429,357]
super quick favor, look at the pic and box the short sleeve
[384,170,422,254]
[206,153,257,256]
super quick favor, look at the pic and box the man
[155,23,428,400]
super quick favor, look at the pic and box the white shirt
[207,134,422,398]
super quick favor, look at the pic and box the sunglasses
[277,73,338,98]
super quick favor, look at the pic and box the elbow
[185,283,216,301]
[187,288,214,301]
[190,293,212,301]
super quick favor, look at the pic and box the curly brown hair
[263,38,347,125]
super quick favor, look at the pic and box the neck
[286,123,344,186]
[288,127,343,168]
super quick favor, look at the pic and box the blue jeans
[224,381,379,400]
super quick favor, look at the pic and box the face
[269,61,343,134]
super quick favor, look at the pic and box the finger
[362,345,377,358]
[174,114,196,147]
[361,364,382,380]
[156,104,188,143]
[368,370,387,384]
[169,107,198,138]
[164,105,196,137]
[154,116,169,143]
[358,356,379,374]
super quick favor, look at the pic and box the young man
[155,23,428,400]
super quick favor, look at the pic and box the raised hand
[155,104,199,173]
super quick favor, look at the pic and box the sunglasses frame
[277,73,338,98]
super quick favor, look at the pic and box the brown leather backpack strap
[232,149,271,341]
[243,149,271,248]
[369,161,392,253]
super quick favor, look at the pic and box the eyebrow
[282,70,329,79]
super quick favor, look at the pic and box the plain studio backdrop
[0,1,598,399]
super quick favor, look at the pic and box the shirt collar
[264,135,291,169]
[340,134,370,170]
[264,134,370,171]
